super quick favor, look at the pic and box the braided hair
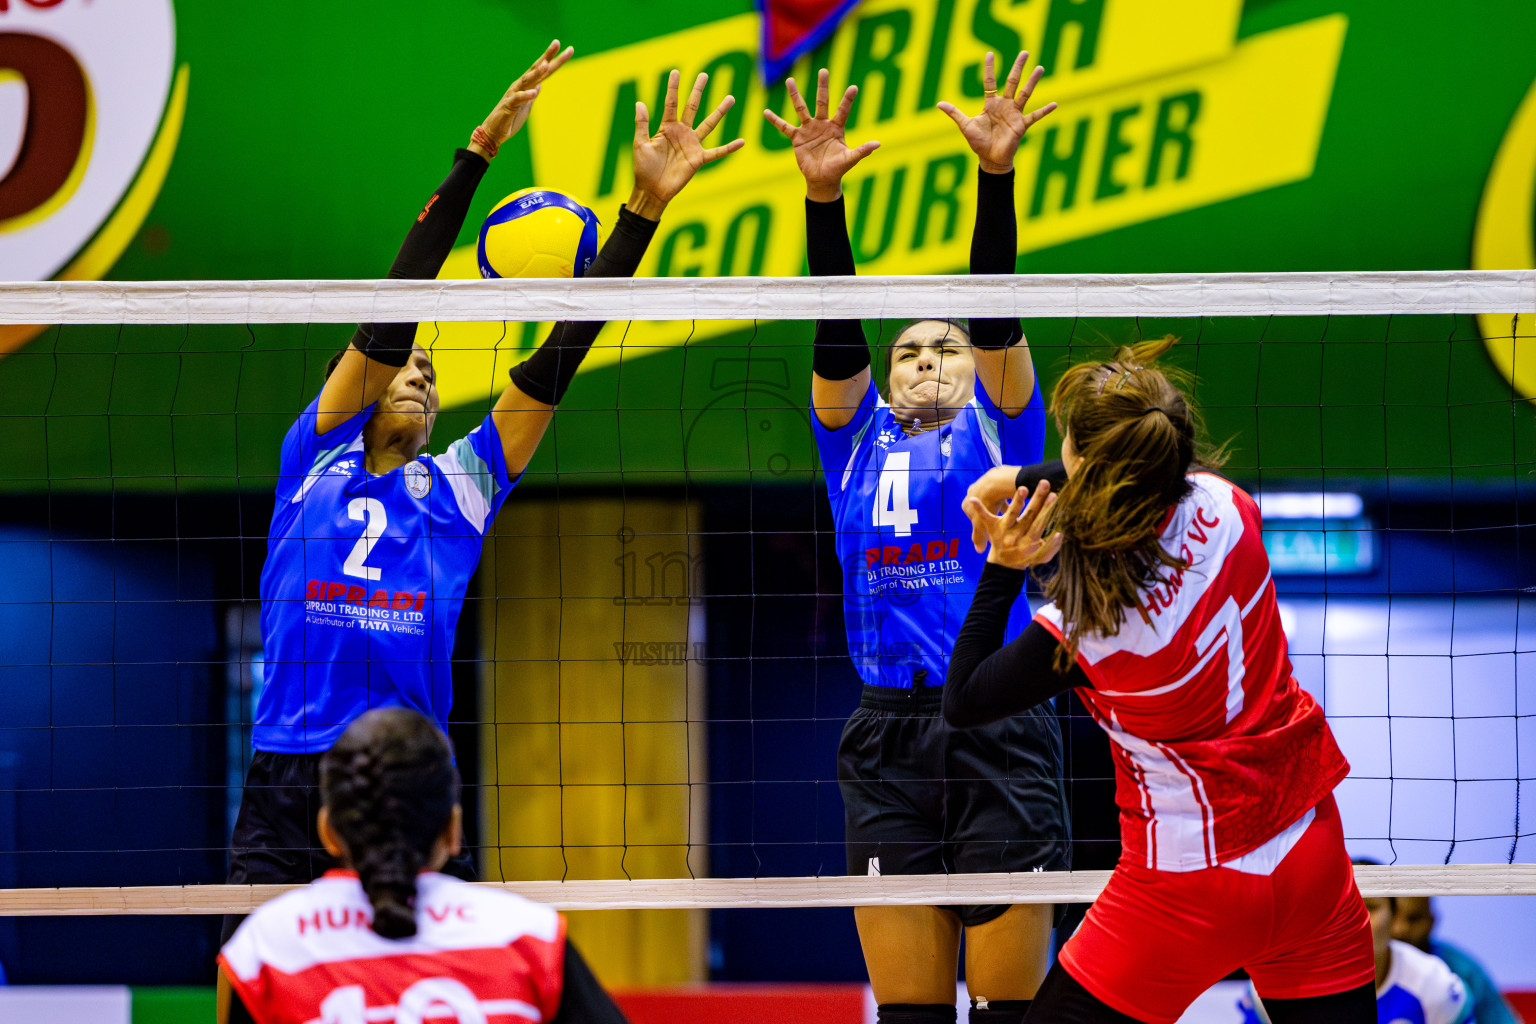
[319,707,459,939]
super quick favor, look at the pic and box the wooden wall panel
[479,497,707,985]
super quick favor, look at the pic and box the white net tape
[3,865,1534,916]
[0,269,1531,323]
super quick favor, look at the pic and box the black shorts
[837,685,1070,928]
[223,750,474,943]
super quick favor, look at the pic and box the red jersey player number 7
[945,337,1377,1024]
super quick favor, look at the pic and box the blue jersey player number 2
[259,396,513,754]
[221,37,748,973]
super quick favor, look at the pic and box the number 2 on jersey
[872,451,920,537]
[343,497,387,581]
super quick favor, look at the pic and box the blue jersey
[812,378,1047,689]
[1431,942,1515,1024]
[257,396,515,753]
[1378,941,1475,1024]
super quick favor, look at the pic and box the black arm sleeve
[1015,459,1068,492]
[353,148,491,367]
[943,561,1088,728]
[967,168,1022,351]
[507,205,660,406]
[550,938,631,1024]
[806,196,871,381]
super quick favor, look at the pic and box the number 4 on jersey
[873,451,920,537]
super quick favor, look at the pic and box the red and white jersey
[218,871,566,1024]
[1035,474,1348,873]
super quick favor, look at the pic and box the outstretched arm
[938,51,1056,416]
[964,459,1068,551]
[493,69,745,475]
[944,564,1084,728]
[765,71,881,431]
[944,480,1084,728]
[315,41,572,436]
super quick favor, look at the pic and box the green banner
[1,0,1532,491]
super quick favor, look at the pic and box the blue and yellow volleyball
[476,188,601,279]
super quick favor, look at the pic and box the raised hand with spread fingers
[938,51,1056,174]
[962,479,1063,570]
[763,69,881,202]
[470,39,574,159]
[629,69,746,219]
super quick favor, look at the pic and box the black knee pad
[878,1003,958,1024]
[969,998,1031,1024]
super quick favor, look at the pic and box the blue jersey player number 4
[814,375,1046,690]
[769,55,1070,1023]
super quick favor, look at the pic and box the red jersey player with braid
[218,708,627,1024]
[944,336,1375,1024]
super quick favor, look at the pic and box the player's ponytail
[320,708,459,940]
[1042,335,1227,669]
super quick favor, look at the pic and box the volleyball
[476,187,601,279]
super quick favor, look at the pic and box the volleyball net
[0,270,1531,915]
